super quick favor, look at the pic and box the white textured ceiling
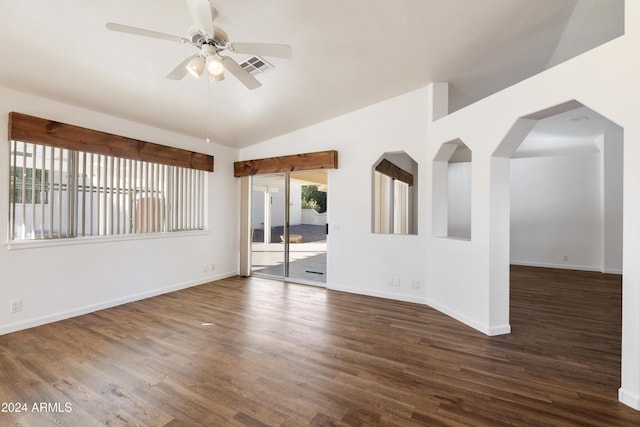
[515,106,615,158]
[0,0,624,148]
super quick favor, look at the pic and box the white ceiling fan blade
[230,42,292,59]
[166,55,199,80]
[105,22,188,44]
[221,56,262,90]
[186,0,215,36]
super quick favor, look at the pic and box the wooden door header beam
[9,112,214,172]
[374,158,414,186]
[234,150,338,177]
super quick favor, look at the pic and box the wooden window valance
[374,158,413,186]
[8,112,214,172]
[234,150,338,177]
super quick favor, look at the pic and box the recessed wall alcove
[372,151,418,235]
[432,139,472,240]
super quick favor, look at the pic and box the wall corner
[427,82,449,122]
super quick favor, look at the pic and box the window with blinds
[9,140,205,241]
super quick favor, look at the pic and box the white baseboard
[510,260,602,272]
[425,297,511,336]
[327,284,511,337]
[619,387,640,410]
[510,260,623,275]
[427,298,511,336]
[487,324,512,336]
[327,283,426,305]
[0,271,237,336]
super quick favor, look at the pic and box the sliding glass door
[251,173,286,278]
[250,171,327,285]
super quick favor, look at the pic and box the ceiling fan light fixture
[209,71,225,82]
[186,56,205,78]
[207,57,224,76]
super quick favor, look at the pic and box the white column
[263,190,271,244]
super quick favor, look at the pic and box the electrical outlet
[210,263,216,271]
[562,255,569,262]
[203,264,209,273]
[393,277,401,287]
[411,280,421,289]
[10,299,22,313]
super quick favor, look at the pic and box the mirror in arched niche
[372,151,418,235]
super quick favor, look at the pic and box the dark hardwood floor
[1,266,639,426]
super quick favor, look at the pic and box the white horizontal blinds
[9,140,205,241]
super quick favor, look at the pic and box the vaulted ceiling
[0,0,624,148]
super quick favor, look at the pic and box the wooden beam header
[234,150,338,177]
[9,112,214,172]
[375,158,414,186]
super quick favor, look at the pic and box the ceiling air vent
[239,56,274,75]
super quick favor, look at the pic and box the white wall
[1,0,638,411]
[427,0,640,409]
[290,183,302,225]
[0,87,239,335]
[251,179,302,230]
[509,130,623,274]
[239,0,640,409]
[301,209,327,225]
[447,162,472,239]
[510,153,603,270]
[602,124,624,273]
[240,88,430,304]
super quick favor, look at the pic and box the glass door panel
[250,171,328,286]
[250,174,286,278]
[287,171,327,284]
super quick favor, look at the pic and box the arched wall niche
[372,151,418,235]
[433,139,473,240]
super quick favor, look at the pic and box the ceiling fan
[105,0,292,90]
